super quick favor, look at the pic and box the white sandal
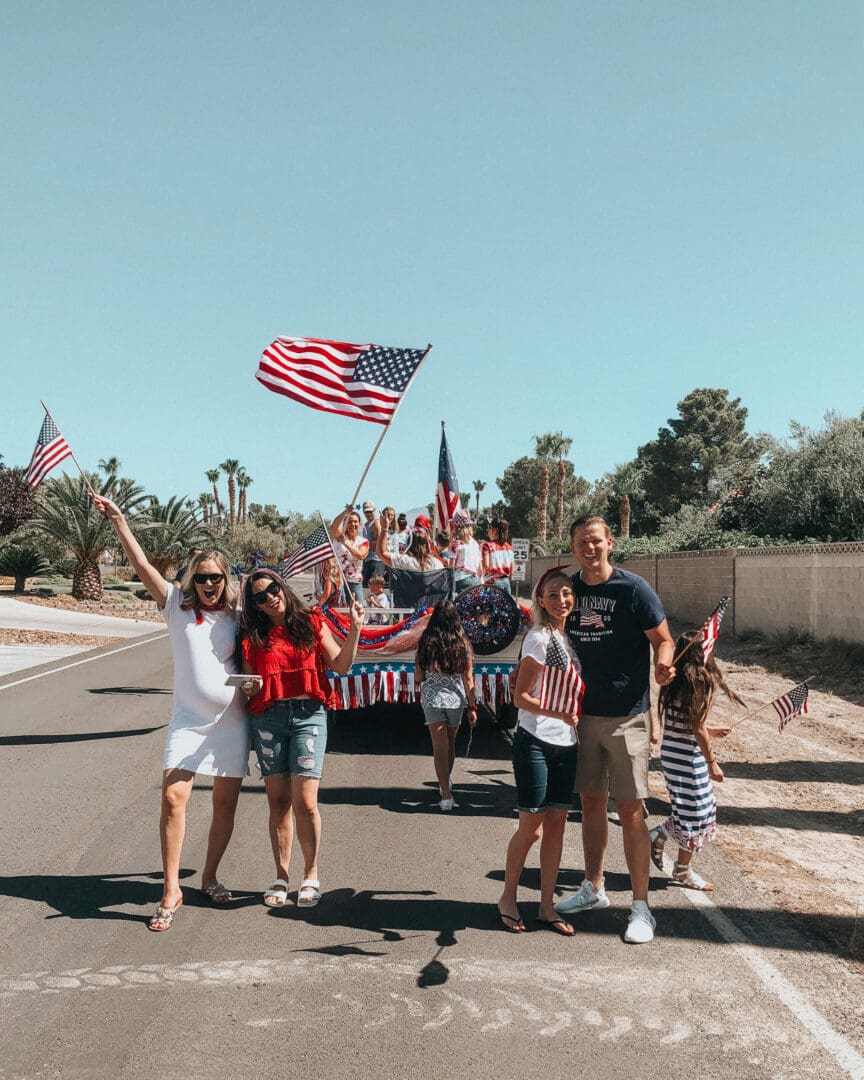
[671,863,714,891]
[297,878,322,908]
[263,879,289,907]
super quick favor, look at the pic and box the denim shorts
[512,725,578,814]
[251,700,328,779]
[423,706,464,728]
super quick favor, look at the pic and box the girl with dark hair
[649,630,743,891]
[497,569,580,935]
[482,519,514,594]
[91,494,248,931]
[238,570,363,909]
[414,601,476,811]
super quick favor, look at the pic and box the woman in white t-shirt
[91,495,249,932]
[375,507,443,572]
[496,569,582,936]
[330,506,369,604]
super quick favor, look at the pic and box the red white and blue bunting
[326,660,517,711]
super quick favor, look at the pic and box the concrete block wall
[735,543,864,641]
[655,550,736,630]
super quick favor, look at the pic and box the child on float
[496,569,581,935]
[414,600,477,812]
[649,629,742,891]
[366,574,391,625]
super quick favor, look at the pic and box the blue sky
[2,1,862,520]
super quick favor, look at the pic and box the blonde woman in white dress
[92,495,250,931]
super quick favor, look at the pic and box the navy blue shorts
[512,726,578,814]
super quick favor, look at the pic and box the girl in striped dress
[649,630,743,891]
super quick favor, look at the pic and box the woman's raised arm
[89,494,169,608]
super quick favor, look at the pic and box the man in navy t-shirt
[554,515,675,944]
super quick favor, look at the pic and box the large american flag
[701,596,730,660]
[772,682,810,732]
[280,524,334,579]
[256,337,428,425]
[435,425,459,531]
[539,631,585,716]
[23,413,72,488]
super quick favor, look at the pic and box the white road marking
[682,886,864,1079]
[0,952,857,1071]
[0,633,167,691]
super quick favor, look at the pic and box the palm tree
[237,469,253,524]
[198,492,214,527]
[220,459,240,528]
[532,433,559,543]
[472,480,486,520]
[609,462,645,538]
[140,496,218,576]
[98,457,121,479]
[548,432,573,537]
[30,474,146,600]
[206,469,223,530]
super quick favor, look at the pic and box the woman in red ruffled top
[238,569,363,911]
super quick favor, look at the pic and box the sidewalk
[0,596,164,677]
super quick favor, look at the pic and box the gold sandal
[148,897,183,931]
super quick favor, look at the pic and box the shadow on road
[88,687,172,696]
[0,870,198,923]
[0,725,166,747]
[268,883,863,964]
[720,759,864,785]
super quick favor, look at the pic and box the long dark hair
[416,600,471,675]
[406,531,437,569]
[658,630,744,731]
[239,570,316,651]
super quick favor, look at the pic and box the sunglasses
[193,573,225,585]
[251,581,282,606]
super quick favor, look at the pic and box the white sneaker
[624,900,656,943]
[439,797,455,812]
[554,878,610,914]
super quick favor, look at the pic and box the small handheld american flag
[701,596,730,661]
[23,412,72,488]
[280,524,334,579]
[772,682,810,732]
[539,631,585,717]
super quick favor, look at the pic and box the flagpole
[346,344,433,507]
[39,400,96,495]
[728,675,815,730]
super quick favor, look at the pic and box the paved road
[1,637,862,1080]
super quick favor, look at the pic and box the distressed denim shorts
[251,700,328,779]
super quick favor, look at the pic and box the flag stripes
[23,414,72,488]
[257,337,427,425]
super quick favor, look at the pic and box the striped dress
[657,702,717,851]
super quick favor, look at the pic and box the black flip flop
[536,916,575,937]
[497,906,526,933]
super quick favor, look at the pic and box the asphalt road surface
[1,637,862,1080]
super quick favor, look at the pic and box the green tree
[0,461,36,537]
[717,412,864,541]
[496,453,592,546]
[471,480,485,520]
[0,545,51,592]
[636,388,763,527]
[30,474,146,600]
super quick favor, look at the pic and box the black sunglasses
[251,580,282,605]
[193,573,225,585]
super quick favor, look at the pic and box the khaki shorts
[575,712,650,801]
